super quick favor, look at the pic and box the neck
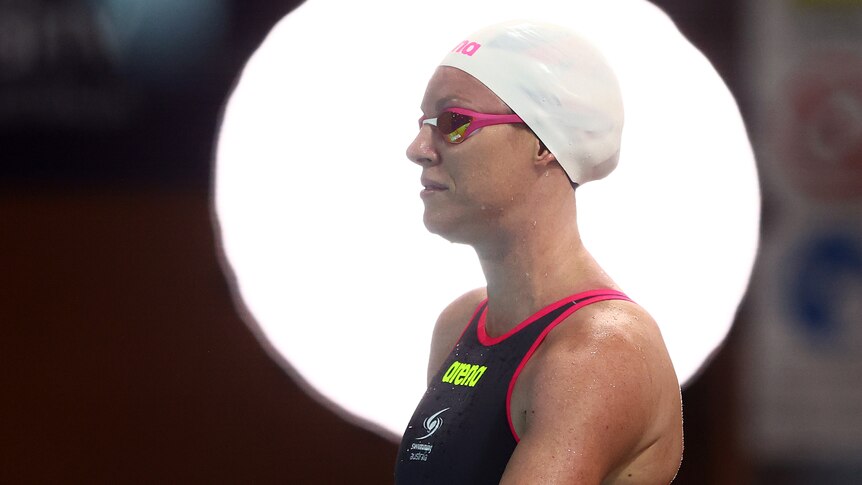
[474,196,615,337]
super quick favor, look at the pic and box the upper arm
[501,304,666,484]
[426,288,486,385]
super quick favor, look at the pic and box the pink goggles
[418,108,524,144]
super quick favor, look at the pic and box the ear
[533,138,557,168]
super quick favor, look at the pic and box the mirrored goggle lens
[437,111,473,143]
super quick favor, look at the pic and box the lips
[421,176,449,191]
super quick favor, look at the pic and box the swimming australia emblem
[416,407,450,440]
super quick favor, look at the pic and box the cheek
[455,162,522,207]
[484,141,533,187]
[447,131,534,201]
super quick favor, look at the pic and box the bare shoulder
[426,287,487,385]
[504,299,682,484]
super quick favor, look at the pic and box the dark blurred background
[2,0,861,483]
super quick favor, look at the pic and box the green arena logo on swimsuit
[441,361,488,387]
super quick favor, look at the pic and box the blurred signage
[775,51,862,201]
[744,0,862,464]
[0,0,131,127]
[795,0,862,6]
[0,0,226,129]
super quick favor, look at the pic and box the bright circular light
[213,0,760,439]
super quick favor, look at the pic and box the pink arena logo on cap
[451,40,481,56]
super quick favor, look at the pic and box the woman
[395,20,683,484]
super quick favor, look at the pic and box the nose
[406,125,440,167]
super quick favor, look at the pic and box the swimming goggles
[418,108,524,144]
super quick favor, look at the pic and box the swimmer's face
[407,66,546,243]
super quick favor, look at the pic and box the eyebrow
[423,96,466,115]
[436,96,463,110]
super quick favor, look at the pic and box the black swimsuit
[395,289,631,485]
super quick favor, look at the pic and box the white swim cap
[439,20,624,185]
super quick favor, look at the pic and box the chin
[422,211,482,246]
[423,212,452,238]
[423,211,463,243]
